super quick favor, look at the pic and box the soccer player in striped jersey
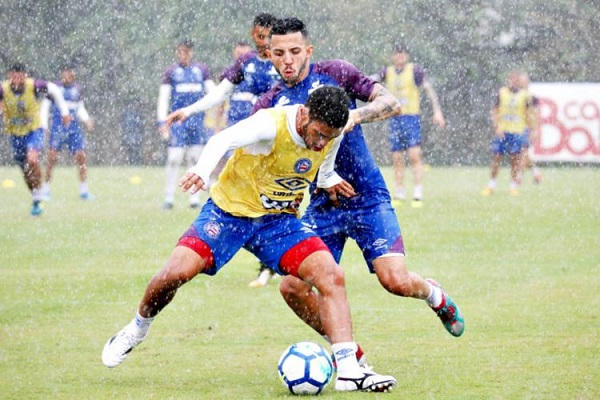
[157,39,214,209]
[40,65,94,201]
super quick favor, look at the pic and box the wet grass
[1,165,598,399]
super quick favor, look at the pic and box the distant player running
[40,65,95,201]
[1,63,71,216]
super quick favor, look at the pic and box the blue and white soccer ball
[277,341,333,395]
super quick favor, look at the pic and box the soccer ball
[277,342,333,395]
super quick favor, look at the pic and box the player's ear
[305,45,314,58]
[265,48,272,59]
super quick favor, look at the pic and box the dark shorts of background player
[9,128,44,167]
[49,124,85,154]
[389,114,422,151]
[168,113,210,147]
[491,132,523,155]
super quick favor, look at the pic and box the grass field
[1,165,598,399]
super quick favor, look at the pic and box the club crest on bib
[294,158,312,174]
[203,221,221,239]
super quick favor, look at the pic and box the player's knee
[279,275,312,300]
[313,262,346,296]
[167,148,185,167]
[375,262,413,296]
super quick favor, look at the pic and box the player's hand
[85,120,95,131]
[317,180,356,207]
[179,171,206,194]
[495,127,504,139]
[62,115,72,127]
[343,110,360,133]
[165,110,187,127]
[433,111,446,128]
[159,125,170,141]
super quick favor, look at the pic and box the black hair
[270,17,309,38]
[392,43,409,54]
[9,62,27,72]
[253,13,277,28]
[178,39,194,49]
[305,86,350,129]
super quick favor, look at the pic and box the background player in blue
[157,39,214,209]
[40,65,95,200]
[165,13,280,131]
[226,41,258,126]
[254,18,465,351]
[1,63,71,216]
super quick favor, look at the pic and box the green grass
[1,165,598,399]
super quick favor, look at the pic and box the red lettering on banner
[534,98,600,156]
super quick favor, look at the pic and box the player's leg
[43,148,59,200]
[352,203,463,336]
[164,146,184,209]
[102,245,208,368]
[17,130,45,215]
[404,116,423,206]
[185,144,204,208]
[102,200,249,367]
[281,240,396,392]
[279,231,345,335]
[508,134,523,195]
[391,151,406,201]
[482,137,503,195]
[389,116,407,202]
[70,128,92,199]
[406,145,423,206]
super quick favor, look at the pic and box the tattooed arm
[344,83,402,132]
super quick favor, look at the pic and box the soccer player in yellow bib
[517,72,542,185]
[372,44,446,207]
[102,86,398,393]
[482,71,534,196]
[0,63,71,216]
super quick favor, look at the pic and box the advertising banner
[530,83,600,163]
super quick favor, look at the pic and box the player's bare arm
[422,80,446,127]
[345,84,401,132]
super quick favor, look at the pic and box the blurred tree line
[0,0,598,166]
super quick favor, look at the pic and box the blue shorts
[49,125,85,154]
[9,128,44,166]
[389,115,421,151]
[491,133,523,155]
[181,199,319,276]
[169,114,210,147]
[302,201,405,273]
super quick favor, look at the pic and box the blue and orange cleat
[427,278,465,337]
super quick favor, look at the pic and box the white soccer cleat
[102,325,147,368]
[248,266,275,288]
[335,366,397,392]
